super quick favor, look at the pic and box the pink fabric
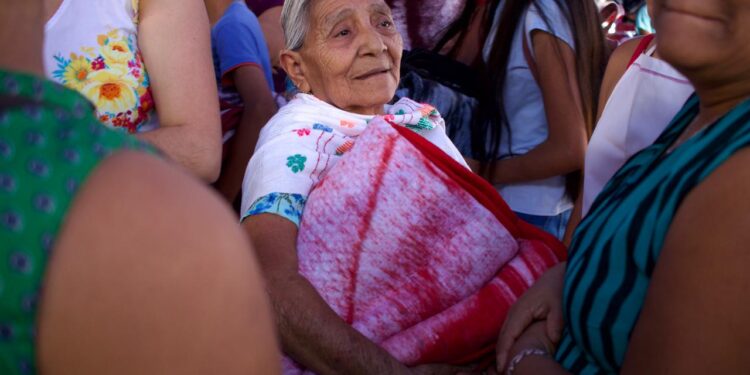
[286,118,565,373]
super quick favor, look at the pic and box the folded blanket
[286,117,566,373]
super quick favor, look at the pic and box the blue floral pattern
[242,193,307,227]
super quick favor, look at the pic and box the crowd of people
[2,0,750,374]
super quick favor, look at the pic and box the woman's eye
[335,29,350,38]
[379,20,393,28]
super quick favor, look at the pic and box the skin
[248,1,472,374]
[44,0,223,182]
[257,5,285,71]
[206,0,278,205]
[499,0,750,373]
[467,30,588,187]
[38,152,281,375]
[437,2,488,67]
[4,2,280,373]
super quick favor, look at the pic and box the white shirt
[44,0,160,133]
[582,46,694,216]
[482,1,575,216]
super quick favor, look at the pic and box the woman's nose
[357,25,387,56]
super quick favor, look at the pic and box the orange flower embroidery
[336,141,355,156]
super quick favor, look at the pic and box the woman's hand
[500,321,556,374]
[496,262,566,370]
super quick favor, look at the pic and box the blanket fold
[289,117,565,374]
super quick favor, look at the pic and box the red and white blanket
[286,117,566,373]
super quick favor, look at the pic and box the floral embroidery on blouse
[51,28,154,133]
[243,193,307,227]
[286,154,307,173]
[313,123,333,133]
[335,140,355,156]
[131,0,140,24]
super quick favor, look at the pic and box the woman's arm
[214,66,277,204]
[257,6,284,70]
[486,31,586,185]
[137,0,222,181]
[37,152,279,374]
[514,148,750,374]
[243,214,413,375]
[620,148,750,374]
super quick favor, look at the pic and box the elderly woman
[490,0,750,374]
[240,0,477,374]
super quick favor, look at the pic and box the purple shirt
[245,0,283,17]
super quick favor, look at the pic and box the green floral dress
[0,70,152,374]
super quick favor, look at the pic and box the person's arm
[562,36,645,245]
[243,214,411,375]
[507,149,750,374]
[136,0,223,182]
[37,151,279,374]
[560,192,581,246]
[619,148,750,374]
[257,6,284,70]
[486,31,586,185]
[215,66,277,204]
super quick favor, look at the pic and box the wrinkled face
[284,0,402,115]
[654,0,750,80]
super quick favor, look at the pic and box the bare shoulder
[37,151,280,375]
[669,146,750,240]
[599,36,649,101]
[621,148,750,374]
[610,36,648,69]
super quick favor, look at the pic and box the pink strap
[627,34,656,68]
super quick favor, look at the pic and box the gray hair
[281,0,312,51]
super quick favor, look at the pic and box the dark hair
[439,0,607,174]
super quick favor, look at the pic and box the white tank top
[44,0,159,133]
[582,44,694,216]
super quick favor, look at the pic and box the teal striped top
[556,94,750,374]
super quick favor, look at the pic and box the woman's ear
[280,50,311,93]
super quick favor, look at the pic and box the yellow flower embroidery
[98,31,132,66]
[62,53,91,91]
[80,46,97,59]
[51,26,152,132]
[81,66,138,115]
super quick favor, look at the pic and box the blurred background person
[207,0,278,207]
[43,0,223,181]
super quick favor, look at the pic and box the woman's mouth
[660,4,727,24]
[354,68,391,80]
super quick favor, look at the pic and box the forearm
[487,140,583,185]
[270,274,410,375]
[562,193,583,247]
[215,105,269,202]
[137,125,221,182]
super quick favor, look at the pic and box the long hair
[440,0,607,171]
